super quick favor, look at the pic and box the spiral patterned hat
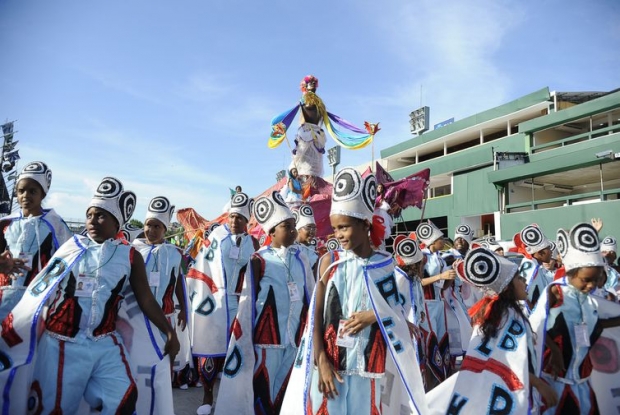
[326,237,341,252]
[330,167,376,222]
[88,177,136,229]
[454,224,475,244]
[393,234,423,266]
[455,247,518,295]
[253,190,294,234]
[472,236,502,252]
[513,224,552,255]
[601,236,617,253]
[204,222,221,239]
[228,192,253,221]
[556,223,605,272]
[121,222,144,242]
[145,196,175,229]
[18,161,52,194]
[293,204,316,230]
[415,221,444,246]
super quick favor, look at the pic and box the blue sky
[1,0,618,225]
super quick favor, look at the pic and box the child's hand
[164,330,181,363]
[177,311,187,331]
[406,321,420,340]
[440,270,456,281]
[591,218,603,233]
[317,351,343,399]
[532,376,558,407]
[344,311,375,335]
[544,344,565,379]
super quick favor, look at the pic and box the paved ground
[173,382,217,415]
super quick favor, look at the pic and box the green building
[380,87,620,243]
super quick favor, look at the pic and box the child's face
[228,213,248,235]
[297,224,316,244]
[270,218,297,248]
[16,178,44,213]
[330,214,370,255]
[511,274,528,301]
[144,218,166,245]
[86,207,119,242]
[569,266,603,294]
[534,247,552,264]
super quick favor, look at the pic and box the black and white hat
[145,196,175,229]
[454,224,474,244]
[121,222,144,242]
[293,204,316,230]
[557,223,605,272]
[514,224,552,256]
[455,247,518,295]
[253,191,294,233]
[88,177,136,229]
[416,221,444,246]
[18,161,52,194]
[228,192,253,221]
[326,237,341,252]
[393,234,423,266]
[330,167,376,222]
[601,236,617,253]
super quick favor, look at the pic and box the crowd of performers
[0,160,619,415]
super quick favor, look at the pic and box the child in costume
[0,161,72,320]
[186,192,258,415]
[530,222,620,414]
[416,220,461,388]
[427,247,557,414]
[294,204,319,274]
[280,168,427,415]
[0,177,180,414]
[214,190,313,415]
[132,196,186,414]
[393,234,427,386]
[513,224,554,308]
[601,236,619,297]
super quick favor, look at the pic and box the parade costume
[294,204,319,270]
[214,191,313,415]
[0,178,165,414]
[530,223,620,414]
[514,224,553,308]
[427,247,536,414]
[281,168,427,415]
[0,162,72,321]
[269,75,378,177]
[601,236,619,292]
[131,196,181,415]
[393,234,427,383]
[417,221,471,382]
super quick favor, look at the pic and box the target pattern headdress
[472,236,503,252]
[293,204,316,230]
[416,221,444,246]
[145,196,175,230]
[330,167,376,222]
[121,222,143,242]
[456,247,518,295]
[228,192,253,222]
[556,223,605,272]
[204,222,221,239]
[88,177,136,230]
[601,236,617,253]
[454,224,474,244]
[326,237,341,252]
[18,161,52,195]
[393,234,423,267]
[513,224,551,257]
[253,191,294,234]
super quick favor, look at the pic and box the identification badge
[229,246,240,260]
[19,252,34,268]
[574,323,591,348]
[287,282,301,302]
[75,274,96,297]
[149,271,160,287]
[336,319,355,348]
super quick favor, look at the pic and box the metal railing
[506,188,620,213]
[531,124,620,153]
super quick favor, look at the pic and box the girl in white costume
[133,196,186,414]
